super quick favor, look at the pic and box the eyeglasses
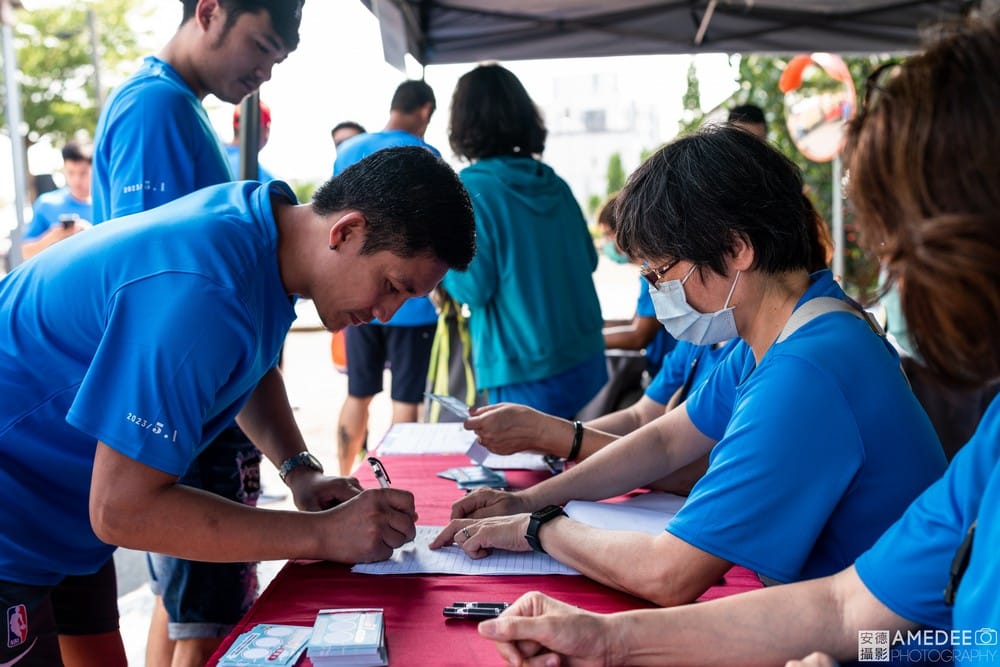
[858,59,902,124]
[640,258,681,286]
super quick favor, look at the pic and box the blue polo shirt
[0,181,297,585]
[667,270,947,583]
[93,56,230,222]
[855,396,1000,649]
[644,339,740,406]
[635,276,676,374]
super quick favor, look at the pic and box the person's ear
[328,211,367,251]
[195,0,221,31]
[729,233,756,273]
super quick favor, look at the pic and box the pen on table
[443,603,509,619]
[368,456,392,488]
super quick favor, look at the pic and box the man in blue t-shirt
[225,101,276,182]
[0,148,476,667]
[332,80,442,475]
[22,142,93,260]
[91,1,303,665]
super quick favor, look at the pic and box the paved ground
[114,257,636,664]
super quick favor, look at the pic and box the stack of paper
[216,624,310,666]
[307,608,387,667]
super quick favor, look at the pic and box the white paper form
[564,492,686,536]
[351,526,579,576]
[373,423,476,456]
[373,423,551,470]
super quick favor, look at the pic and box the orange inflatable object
[331,330,348,374]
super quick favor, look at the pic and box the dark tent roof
[361,0,971,64]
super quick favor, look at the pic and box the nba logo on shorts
[6,604,27,648]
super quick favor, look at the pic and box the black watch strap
[524,505,566,554]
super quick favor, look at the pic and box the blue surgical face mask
[602,242,631,264]
[649,265,741,345]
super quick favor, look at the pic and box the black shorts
[345,324,436,402]
[0,558,118,666]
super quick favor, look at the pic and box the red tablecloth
[208,454,762,666]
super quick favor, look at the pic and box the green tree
[677,53,890,294]
[2,0,148,147]
[606,151,625,195]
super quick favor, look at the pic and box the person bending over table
[431,125,947,608]
[0,147,475,667]
[475,16,1000,666]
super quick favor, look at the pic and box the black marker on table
[368,456,392,488]
[443,602,509,619]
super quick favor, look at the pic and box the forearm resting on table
[543,519,730,607]
[613,567,916,666]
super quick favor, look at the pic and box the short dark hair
[448,64,547,160]
[62,142,92,164]
[390,80,435,114]
[312,146,476,270]
[616,125,811,277]
[728,104,766,126]
[331,121,366,137]
[180,0,303,51]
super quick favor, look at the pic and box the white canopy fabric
[361,0,972,65]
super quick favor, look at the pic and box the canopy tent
[361,0,973,66]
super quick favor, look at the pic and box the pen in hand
[368,456,392,489]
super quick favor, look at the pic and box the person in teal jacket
[442,64,607,420]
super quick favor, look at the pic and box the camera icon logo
[975,628,998,646]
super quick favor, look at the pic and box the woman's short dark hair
[845,16,1000,387]
[615,125,812,277]
[312,146,476,271]
[448,64,547,160]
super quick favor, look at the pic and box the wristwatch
[278,451,324,482]
[524,505,567,554]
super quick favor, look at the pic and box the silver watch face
[280,452,323,480]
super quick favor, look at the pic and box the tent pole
[832,154,844,282]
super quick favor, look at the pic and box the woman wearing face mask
[430,124,947,608]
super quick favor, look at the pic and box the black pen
[368,456,392,488]
[443,603,509,619]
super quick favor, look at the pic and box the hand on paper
[320,488,418,563]
[429,515,531,559]
[465,403,558,456]
[478,591,620,667]
[451,487,531,519]
[287,471,363,511]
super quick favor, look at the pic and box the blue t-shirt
[332,129,440,327]
[644,339,740,406]
[93,56,230,222]
[667,270,947,584]
[225,143,276,183]
[25,188,93,240]
[0,181,297,585]
[634,276,676,374]
[855,395,1000,647]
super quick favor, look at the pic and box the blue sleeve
[855,401,1000,629]
[442,176,499,307]
[99,86,226,220]
[644,342,696,404]
[669,355,864,582]
[65,274,255,476]
[25,201,53,240]
[684,344,749,441]
[636,278,655,317]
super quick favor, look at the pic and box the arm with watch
[236,367,361,510]
[432,405,727,605]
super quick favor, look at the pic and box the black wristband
[566,420,583,462]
